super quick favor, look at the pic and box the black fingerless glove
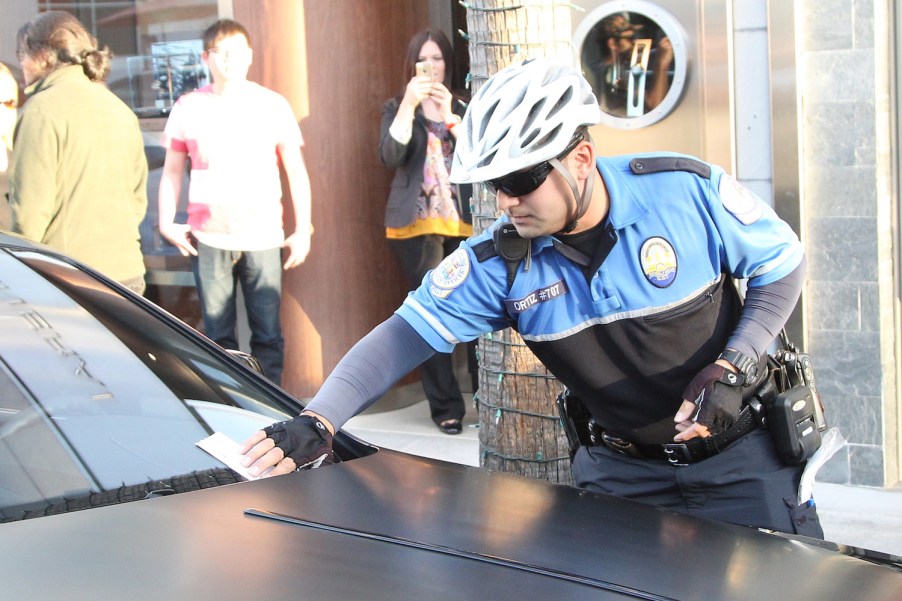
[263,415,334,470]
[682,363,743,434]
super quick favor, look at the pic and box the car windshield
[0,248,300,519]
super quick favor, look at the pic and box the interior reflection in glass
[581,12,674,119]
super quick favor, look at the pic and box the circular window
[574,1,688,130]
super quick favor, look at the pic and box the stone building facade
[798,0,898,487]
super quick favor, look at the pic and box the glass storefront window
[37,0,219,116]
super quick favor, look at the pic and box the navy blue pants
[572,429,823,537]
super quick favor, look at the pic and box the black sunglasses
[487,161,554,197]
[486,132,585,197]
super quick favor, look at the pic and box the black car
[0,231,900,600]
[0,230,372,522]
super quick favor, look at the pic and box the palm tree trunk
[463,0,576,485]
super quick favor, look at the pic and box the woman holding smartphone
[378,28,473,435]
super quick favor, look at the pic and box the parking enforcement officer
[240,59,822,538]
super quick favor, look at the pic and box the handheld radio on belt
[750,331,828,465]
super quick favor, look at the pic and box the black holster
[556,389,596,460]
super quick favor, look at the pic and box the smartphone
[415,61,433,80]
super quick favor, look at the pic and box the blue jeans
[192,241,284,384]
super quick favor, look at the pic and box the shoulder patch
[629,157,712,179]
[429,248,471,299]
[719,175,764,225]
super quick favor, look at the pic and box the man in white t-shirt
[158,18,312,385]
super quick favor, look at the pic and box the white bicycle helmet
[449,59,601,184]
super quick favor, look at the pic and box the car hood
[0,450,899,600]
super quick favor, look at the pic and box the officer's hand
[673,362,743,439]
[674,409,711,441]
[240,413,334,478]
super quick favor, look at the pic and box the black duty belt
[591,407,757,466]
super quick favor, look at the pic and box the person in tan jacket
[9,11,147,293]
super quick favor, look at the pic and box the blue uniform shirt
[396,153,803,440]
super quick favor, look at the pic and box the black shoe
[438,419,463,435]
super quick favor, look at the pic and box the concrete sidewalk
[813,481,902,556]
[345,399,902,557]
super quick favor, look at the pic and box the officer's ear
[570,139,596,181]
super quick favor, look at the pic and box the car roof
[0,450,899,600]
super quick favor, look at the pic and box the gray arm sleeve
[726,255,807,360]
[302,314,437,430]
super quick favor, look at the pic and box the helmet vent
[479,99,501,141]
[486,126,510,154]
[520,128,540,149]
[477,149,497,169]
[520,98,545,140]
[530,124,562,153]
[547,87,573,120]
[511,84,529,115]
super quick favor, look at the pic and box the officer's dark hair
[571,125,591,148]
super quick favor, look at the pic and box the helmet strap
[549,157,595,234]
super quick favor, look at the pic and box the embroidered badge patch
[504,280,569,316]
[719,174,764,225]
[429,248,470,299]
[640,237,677,288]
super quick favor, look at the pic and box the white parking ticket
[196,432,270,480]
